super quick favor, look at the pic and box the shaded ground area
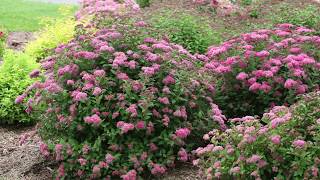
[0,126,52,179]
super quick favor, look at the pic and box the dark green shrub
[136,0,151,8]
[150,10,221,54]
[272,4,320,30]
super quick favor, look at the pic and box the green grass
[0,0,78,32]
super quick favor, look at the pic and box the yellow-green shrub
[25,6,76,61]
[0,50,38,124]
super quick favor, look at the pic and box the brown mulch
[6,32,34,51]
[0,126,52,179]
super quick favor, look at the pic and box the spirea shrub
[204,24,320,117]
[19,1,223,179]
[195,91,320,180]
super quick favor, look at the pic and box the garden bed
[0,0,320,179]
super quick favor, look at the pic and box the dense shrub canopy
[150,10,221,54]
[195,91,320,179]
[16,0,320,179]
[204,24,320,117]
[20,1,222,179]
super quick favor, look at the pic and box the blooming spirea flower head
[175,128,191,138]
[292,139,306,148]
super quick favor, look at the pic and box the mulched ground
[0,0,319,179]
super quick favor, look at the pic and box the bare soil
[6,32,34,51]
[0,126,52,179]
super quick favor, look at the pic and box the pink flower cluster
[204,24,320,96]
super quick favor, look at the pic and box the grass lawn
[0,0,78,32]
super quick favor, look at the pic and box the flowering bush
[204,24,320,117]
[19,1,223,179]
[194,91,320,179]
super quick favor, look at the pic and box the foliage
[203,24,320,118]
[150,10,221,54]
[195,91,320,179]
[21,1,222,179]
[0,0,78,32]
[0,50,38,124]
[25,6,77,61]
[136,0,151,8]
[0,27,6,58]
[271,4,320,30]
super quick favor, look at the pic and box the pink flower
[78,158,87,166]
[29,69,40,78]
[255,50,270,58]
[84,114,102,125]
[15,94,26,104]
[93,87,102,96]
[117,72,129,80]
[67,80,74,85]
[246,155,262,163]
[132,81,143,92]
[292,139,306,148]
[126,104,138,117]
[249,82,261,91]
[236,72,248,80]
[149,143,158,151]
[121,169,137,180]
[151,164,166,175]
[175,128,190,138]
[39,142,50,157]
[94,70,106,77]
[270,135,281,145]
[213,161,221,169]
[178,148,188,161]
[105,154,115,164]
[203,134,210,140]
[312,166,319,177]
[162,75,175,85]
[117,121,135,134]
[58,164,65,177]
[92,165,101,175]
[173,106,188,120]
[55,144,63,160]
[158,97,170,105]
[162,115,170,127]
[73,91,88,102]
[135,121,145,129]
[284,79,297,89]
[230,166,240,174]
